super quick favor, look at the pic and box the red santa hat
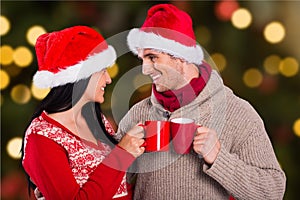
[127,4,203,65]
[33,25,116,88]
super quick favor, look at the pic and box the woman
[21,26,145,199]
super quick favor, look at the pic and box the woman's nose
[105,71,112,84]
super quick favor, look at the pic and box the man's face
[138,49,188,92]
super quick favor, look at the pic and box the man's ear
[182,61,199,78]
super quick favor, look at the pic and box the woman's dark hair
[21,76,117,193]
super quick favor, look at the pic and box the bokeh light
[0,15,10,36]
[264,21,285,44]
[1,2,300,199]
[211,53,227,72]
[243,68,263,88]
[31,83,50,100]
[133,74,152,92]
[279,57,299,77]
[10,84,31,104]
[0,69,10,90]
[263,55,281,75]
[26,25,47,46]
[215,0,239,21]
[195,26,211,46]
[231,8,252,29]
[4,65,22,78]
[13,46,33,68]
[0,45,14,65]
[293,118,300,138]
[107,63,119,78]
[259,74,278,94]
[6,137,23,159]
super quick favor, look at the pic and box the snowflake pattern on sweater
[23,112,128,198]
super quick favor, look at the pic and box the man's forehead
[137,48,161,57]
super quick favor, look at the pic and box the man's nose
[142,61,153,75]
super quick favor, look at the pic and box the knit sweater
[116,70,286,200]
[22,112,135,199]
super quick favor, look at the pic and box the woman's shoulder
[26,114,54,134]
[25,112,76,143]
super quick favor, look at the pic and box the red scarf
[153,62,212,112]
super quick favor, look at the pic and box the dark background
[1,1,299,199]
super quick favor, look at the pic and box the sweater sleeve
[203,119,286,200]
[22,133,135,200]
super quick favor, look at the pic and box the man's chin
[154,84,169,93]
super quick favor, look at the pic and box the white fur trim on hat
[33,45,116,88]
[127,28,203,65]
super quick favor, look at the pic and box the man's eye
[149,55,156,62]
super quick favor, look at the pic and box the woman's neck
[47,102,98,145]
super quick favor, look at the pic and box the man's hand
[193,126,221,165]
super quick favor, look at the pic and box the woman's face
[84,69,112,103]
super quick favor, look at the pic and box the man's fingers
[194,133,208,141]
[195,126,209,134]
[135,132,145,139]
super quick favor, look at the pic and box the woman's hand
[118,124,145,158]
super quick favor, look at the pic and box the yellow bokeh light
[211,53,227,72]
[31,83,50,100]
[107,63,119,78]
[26,25,47,46]
[0,69,10,90]
[13,46,33,67]
[5,65,22,77]
[11,84,31,104]
[195,26,211,45]
[6,137,23,159]
[231,8,252,29]
[264,21,285,44]
[243,68,263,88]
[0,45,14,65]
[0,15,10,36]
[133,74,152,93]
[263,55,281,75]
[293,119,300,138]
[279,57,299,77]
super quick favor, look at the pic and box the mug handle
[137,123,147,147]
[140,141,147,147]
[137,123,145,128]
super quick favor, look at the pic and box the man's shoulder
[130,96,152,110]
[225,88,263,125]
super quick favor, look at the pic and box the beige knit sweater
[116,71,286,200]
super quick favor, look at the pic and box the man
[117,4,286,199]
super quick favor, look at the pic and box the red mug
[140,121,170,152]
[170,118,199,154]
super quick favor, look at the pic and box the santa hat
[127,4,203,65]
[33,25,116,88]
